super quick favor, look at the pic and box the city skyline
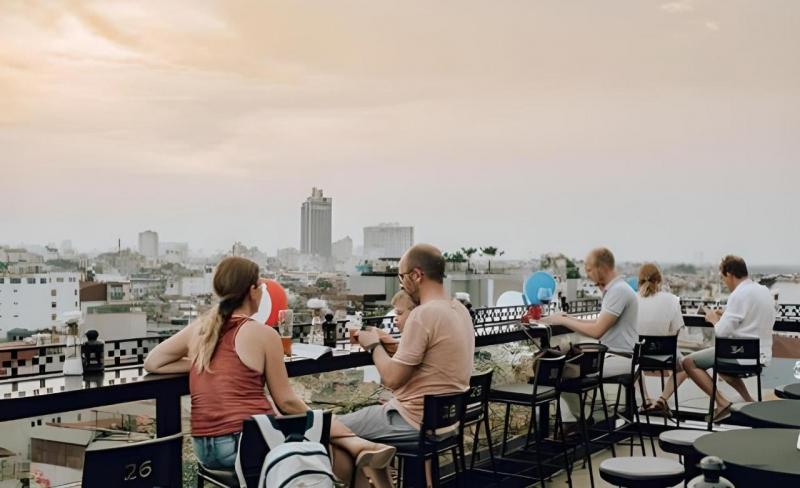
[2,1,799,265]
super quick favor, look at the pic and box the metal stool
[599,457,685,488]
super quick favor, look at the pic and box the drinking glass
[278,310,293,357]
[538,288,554,315]
[794,360,800,380]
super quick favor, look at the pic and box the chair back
[420,391,468,441]
[82,433,183,488]
[714,337,761,374]
[631,340,645,375]
[236,411,333,487]
[532,354,567,392]
[570,342,608,377]
[638,334,678,370]
[464,369,493,425]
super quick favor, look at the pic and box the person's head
[719,255,748,292]
[191,256,261,372]
[85,329,99,342]
[638,263,662,298]
[391,290,417,332]
[398,244,446,302]
[585,247,616,287]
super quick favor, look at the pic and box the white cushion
[658,429,710,447]
[600,457,684,480]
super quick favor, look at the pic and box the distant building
[160,241,189,264]
[277,247,301,269]
[0,248,46,274]
[0,272,80,335]
[363,223,414,259]
[164,266,214,296]
[332,236,353,263]
[300,187,332,257]
[138,230,159,260]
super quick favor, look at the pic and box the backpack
[235,410,335,488]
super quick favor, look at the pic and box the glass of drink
[278,309,293,357]
[538,288,554,315]
[793,360,800,380]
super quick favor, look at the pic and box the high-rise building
[332,236,353,263]
[138,231,159,260]
[363,223,414,259]
[300,188,332,257]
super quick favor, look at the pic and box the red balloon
[264,279,288,326]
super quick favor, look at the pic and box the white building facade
[137,231,159,260]
[363,223,414,259]
[0,272,81,335]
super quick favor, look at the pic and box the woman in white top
[637,263,687,415]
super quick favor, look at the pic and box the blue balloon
[524,271,557,305]
[626,276,639,291]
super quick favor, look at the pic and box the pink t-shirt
[389,299,475,429]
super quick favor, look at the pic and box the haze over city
[2,1,799,265]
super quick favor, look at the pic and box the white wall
[0,272,80,335]
[82,311,147,341]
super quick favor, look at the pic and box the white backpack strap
[234,432,247,488]
[304,410,324,443]
[253,414,287,450]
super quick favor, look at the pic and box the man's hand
[705,308,723,325]
[357,327,381,349]
[540,312,568,326]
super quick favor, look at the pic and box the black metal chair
[557,343,616,488]
[394,391,468,488]
[601,341,649,456]
[638,333,681,429]
[197,411,333,488]
[81,432,183,488]
[462,369,497,473]
[707,337,762,431]
[490,353,572,487]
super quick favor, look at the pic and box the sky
[2,1,799,265]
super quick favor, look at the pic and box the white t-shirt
[637,291,684,336]
[715,279,775,364]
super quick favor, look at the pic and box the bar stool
[602,341,649,456]
[707,337,762,431]
[599,457,685,488]
[658,429,712,483]
[490,354,571,487]
[463,369,497,473]
[638,334,681,428]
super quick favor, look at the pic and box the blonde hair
[190,257,259,373]
[588,247,615,270]
[391,290,417,310]
[638,262,662,298]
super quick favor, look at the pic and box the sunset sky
[2,1,799,264]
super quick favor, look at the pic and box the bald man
[340,244,475,444]
[542,247,638,420]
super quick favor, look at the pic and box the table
[775,382,800,400]
[693,428,800,484]
[734,399,800,428]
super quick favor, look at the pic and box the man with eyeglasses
[339,244,475,445]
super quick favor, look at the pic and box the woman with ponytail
[636,262,688,415]
[146,257,396,487]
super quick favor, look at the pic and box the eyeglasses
[398,269,420,282]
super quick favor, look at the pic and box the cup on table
[278,309,293,357]
[347,323,360,345]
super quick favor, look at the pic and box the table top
[694,428,800,480]
[737,399,800,428]
[781,382,800,399]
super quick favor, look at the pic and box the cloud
[660,1,694,14]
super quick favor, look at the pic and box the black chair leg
[469,422,480,470]
[673,364,680,428]
[577,392,595,488]
[432,452,441,488]
[501,403,511,457]
[630,384,647,456]
[555,398,573,488]
[196,474,204,488]
[531,406,546,487]
[757,370,763,402]
[659,371,667,426]
[598,384,616,458]
[638,375,656,456]
[483,414,497,473]
[708,371,717,431]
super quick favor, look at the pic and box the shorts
[338,403,418,444]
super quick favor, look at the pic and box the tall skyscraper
[300,188,332,257]
[363,223,414,259]
[138,230,159,260]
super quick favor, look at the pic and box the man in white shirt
[683,255,775,421]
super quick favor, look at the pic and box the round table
[736,400,800,428]
[694,428,800,484]
[775,382,800,400]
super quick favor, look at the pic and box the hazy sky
[2,1,799,264]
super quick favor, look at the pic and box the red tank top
[190,316,274,437]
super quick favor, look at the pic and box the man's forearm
[561,317,601,338]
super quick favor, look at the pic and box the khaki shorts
[338,403,418,443]
[685,347,741,370]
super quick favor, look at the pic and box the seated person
[542,247,638,422]
[378,290,418,355]
[636,263,687,415]
[145,256,395,487]
[340,244,475,444]
[682,255,775,422]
